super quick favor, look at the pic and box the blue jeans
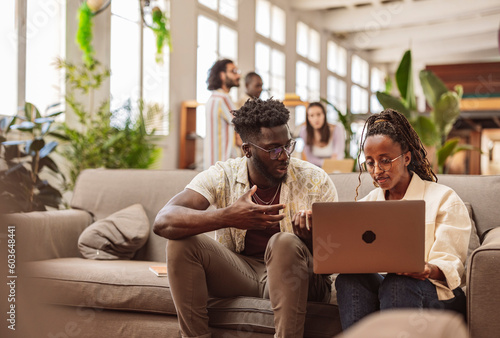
[335,273,466,330]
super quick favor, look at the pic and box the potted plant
[376,50,472,173]
[0,103,65,213]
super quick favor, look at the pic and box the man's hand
[226,185,285,230]
[397,263,444,281]
[292,210,313,245]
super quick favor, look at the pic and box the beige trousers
[167,232,331,338]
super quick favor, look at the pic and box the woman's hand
[397,263,445,281]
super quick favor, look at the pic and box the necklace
[252,182,281,205]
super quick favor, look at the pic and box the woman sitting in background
[335,108,471,330]
[299,102,346,167]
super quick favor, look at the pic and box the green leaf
[10,121,35,131]
[3,140,27,146]
[395,50,416,111]
[24,102,41,121]
[433,91,461,138]
[40,141,58,158]
[419,70,449,109]
[437,138,459,168]
[412,115,439,147]
[375,92,412,119]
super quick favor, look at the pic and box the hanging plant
[76,2,95,66]
[148,6,172,64]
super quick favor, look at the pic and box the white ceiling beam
[323,0,500,33]
[369,31,500,63]
[343,14,500,50]
[290,0,376,11]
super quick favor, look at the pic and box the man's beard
[225,77,239,90]
[252,154,287,187]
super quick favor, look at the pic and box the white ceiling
[291,0,500,68]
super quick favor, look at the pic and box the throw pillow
[78,204,150,260]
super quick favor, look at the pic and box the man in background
[204,59,241,169]
[239,71,263,107]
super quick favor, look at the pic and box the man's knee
[167,234,208,264]
[267,232,305,254]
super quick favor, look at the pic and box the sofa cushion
[78,204,150,260]
[26,258,342,337]
[25,258,177,315]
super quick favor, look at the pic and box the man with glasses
[154,98,338,338]
[204,58,242,169]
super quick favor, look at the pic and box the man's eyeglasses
[228,68,241,75]
[362,153,404,172]
[248,140,296,160]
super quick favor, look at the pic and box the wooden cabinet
[179,100,200,169]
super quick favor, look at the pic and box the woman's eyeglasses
[248,140,296,160]
[362,154,404,172]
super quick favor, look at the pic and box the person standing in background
[299,102,346,167]
[238,72,263,107]
[204,59,242,169]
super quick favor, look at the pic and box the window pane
[198,0,217,11]
[271,49,285,77]
[351,85,368,114]
[337,45,346,77]
[351,55,361,85]
[219,25,237,60]
[371,67,385,92]
[143,25,169,135]
[112,0,139,21]
[327,41,337,73]
[296,22,308,57]
[25,1,65,113]
[360,58,369,88]
[110,11,140,111]
[371,94,383,114]
[255,41,270,72]
[198,15,217,51]
[220,0,238,21]
[256,0,270,38]
[296,61,308,101]
[1,0,17,115]
[271,5,285,45]
[308,67,320,102]
[196,48,217,103]
[309,28,320,63]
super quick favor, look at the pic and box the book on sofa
[149,266,168,277]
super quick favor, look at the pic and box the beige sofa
[1,169,499,338]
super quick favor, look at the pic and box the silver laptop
[312,200,425,274]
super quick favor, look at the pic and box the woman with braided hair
[335,109,471,330]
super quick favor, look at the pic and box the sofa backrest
[328,172,500,240]
[71,169,500,262]
[71,169,199,262]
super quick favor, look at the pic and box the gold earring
[372,180,379,187]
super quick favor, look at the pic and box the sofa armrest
[467,226,500,338]
[1,209,93,262]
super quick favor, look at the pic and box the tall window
[351,54,369,114]
[2,1,66,116]
[326,40,347,122]
[1,1,18,115]
[255,0,285,100]
[196,1,238,137]
[111,0,170,134]
[295,22,320,126]
[370,67,385,113]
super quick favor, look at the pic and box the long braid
[355,109,437,201]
